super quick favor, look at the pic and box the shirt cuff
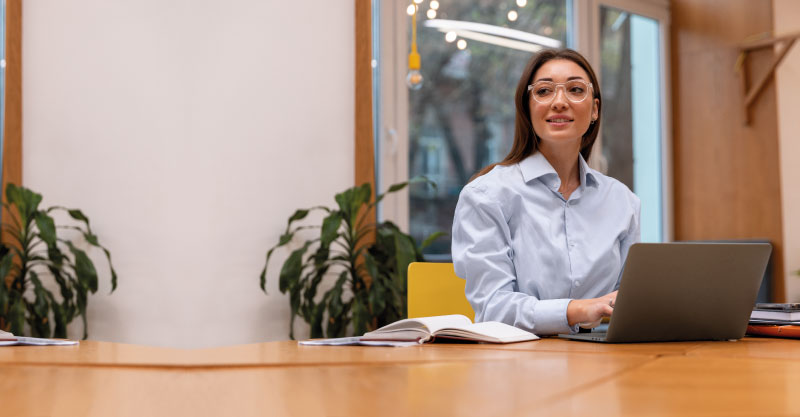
[531,298,576,335]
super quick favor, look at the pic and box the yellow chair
[407,262,475,321]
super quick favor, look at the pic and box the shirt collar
[519,151,599,189]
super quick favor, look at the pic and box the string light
[427,9,436,19]
[457,39,467,49]
[430,0,440,10]
[516,0,527,7]
[507,10,518,21]
[406,4,416,15]
[445,31,457,42]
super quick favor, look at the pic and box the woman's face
[528,59,599,149]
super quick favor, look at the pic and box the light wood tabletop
[3,351,650,417]
[4,336,800,416]
[0,337,708,368]
[536,354,800,416]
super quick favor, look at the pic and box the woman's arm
[614,192,642,291]
[452,185,577,335]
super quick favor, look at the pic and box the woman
[451,49,640,335]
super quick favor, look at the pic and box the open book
[0,329,78,346]
[361,314,538,344]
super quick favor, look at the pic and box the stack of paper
[0,330,78,346]
[750,303,800,325]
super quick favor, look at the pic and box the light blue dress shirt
[452,151,641,335]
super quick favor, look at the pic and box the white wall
[22,1,354,348]
[774,0,800,301]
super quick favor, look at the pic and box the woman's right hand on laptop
[567,290,617,328]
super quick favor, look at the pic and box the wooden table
[3,337,800,416]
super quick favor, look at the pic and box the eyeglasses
[527,80,593,104]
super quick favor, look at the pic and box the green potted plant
[0,184,117,339]
[260,178,442,339]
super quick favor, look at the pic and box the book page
[298,337,420,347]
[370,314,472,334]
[436,322,539,343]
[375,314,472,333]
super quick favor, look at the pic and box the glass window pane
[599,6,662,242]
[407,0,570,258]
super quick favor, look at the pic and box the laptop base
[558,333,611,343]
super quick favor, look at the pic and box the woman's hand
[567,291,617,328]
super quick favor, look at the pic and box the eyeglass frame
[527,80,594,104]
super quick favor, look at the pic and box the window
[375,0,670,258]
[589,0,670,243]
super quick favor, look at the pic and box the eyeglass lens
[529,81,590,103]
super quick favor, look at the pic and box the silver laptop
[558,242,772,343]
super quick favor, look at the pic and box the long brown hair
[471,48,602,181]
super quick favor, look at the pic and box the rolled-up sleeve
[452,185,575,335]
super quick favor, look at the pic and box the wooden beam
[744,38,796,108]
[2,0,22,237]
[740,30,800,51]
[739,31,800,126]
[354,0,375,194]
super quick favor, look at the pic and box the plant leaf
[0,271,8,320]
[320,211,342,248]
[325,271,350,338]
[420,231,446,251]
[278,242,311,293]
[9,297,26,335]
[351,295,369,336]
[46,292,68,338]
[78,229,117,293]
[392,230,419,302]
[372,176,437,207]
[287,209,310,224]
[7,184,43,225]
[365,253,386,317]
[309,295,327,339]
[0,250,14,284]
[28,271,53,338]
[101,247,118,292]
[65,242,99,293]
[75,285,89,339]
[34,212,57,247]
[66,208,91,227]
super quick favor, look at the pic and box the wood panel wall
[671,0,785,300]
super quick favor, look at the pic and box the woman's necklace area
[558,180,579,196]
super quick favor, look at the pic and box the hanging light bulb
[406,3,424,90]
